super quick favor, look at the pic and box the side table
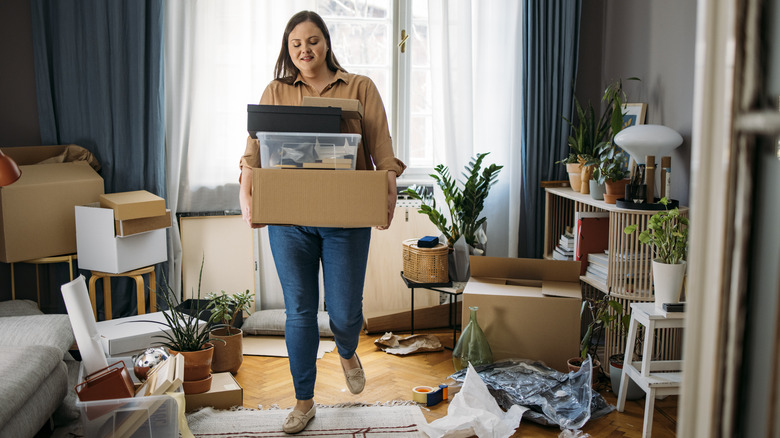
[400,272,463,349]
[616,302,685,438]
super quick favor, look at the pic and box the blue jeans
[268,225,371,400]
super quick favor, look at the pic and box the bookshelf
[544,186,688,362]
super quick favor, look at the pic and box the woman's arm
[376,170,397,230]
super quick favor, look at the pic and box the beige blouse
[240,70,406,176]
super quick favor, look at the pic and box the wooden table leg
[88,275,99,319]
[149,270,156,312]
[135,275,146,315]
[102,277,112,320]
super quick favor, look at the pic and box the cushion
[0,314,75,354]
[0,299,43,317]
[242,309,334,337]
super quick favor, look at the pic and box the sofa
[0,299,78,437]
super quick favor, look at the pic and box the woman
[238,10,405,434]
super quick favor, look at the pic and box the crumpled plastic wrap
[420,363,526,438]
[374,332,444,355]
[448,357,614,431]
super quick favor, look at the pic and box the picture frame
[622,103,647,129]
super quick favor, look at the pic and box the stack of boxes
[248,98,389,228]
[75,190,170,274]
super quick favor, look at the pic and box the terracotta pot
[604,178,630,196]
[210,328,244,375]
[182,373,213,395]
[567,357,600,387]
[172,343,214,381]
[603,193,622,204]
[566,162,582,191]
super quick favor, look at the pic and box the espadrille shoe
[341,353,365,394]
[283,405,316,434]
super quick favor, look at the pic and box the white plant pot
[651,260,686,310]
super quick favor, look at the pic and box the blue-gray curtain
[30,0,165,318]
[518,0,581,258]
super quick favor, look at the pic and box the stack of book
[553,230,575,260]
[585,251,609,285]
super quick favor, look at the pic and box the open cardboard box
[184,372,243,412]
[251,169,388,227]
[0,145,104,262]
[463,256,582,373]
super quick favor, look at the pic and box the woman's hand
[239,166,265,229]
[376,170,397,231]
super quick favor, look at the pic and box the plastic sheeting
[448,357,614,431]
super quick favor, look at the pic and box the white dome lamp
[613,124,683,165]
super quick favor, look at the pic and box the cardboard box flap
[14,161,98,184]
[469,256,581,282]
[463,277,545,298]
[100,191,166,221]
[542,281,582,299]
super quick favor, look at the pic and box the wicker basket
[402,238,449,284]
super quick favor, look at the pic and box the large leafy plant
[592,142,629,184]
[579,296,628,361]
[404,153,502,250]
[562,77,639,166]
[623,198,689,264]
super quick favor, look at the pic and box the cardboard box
[247,104,341,138]
[115,209,172,237]
[75,203,168,274]
[100,190,166,221]
[463,256,582,373]
[0,146,104,263]
[251,169,388,227]
[184,372,243,412]
[302,96,364,119]
[95,311,207,356]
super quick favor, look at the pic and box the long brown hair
[273,11,346,84]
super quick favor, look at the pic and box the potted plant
[563,78,639,195]
[593,143,630,203]
[623,197,689,309]
[206,289,254,374]
[404,152,502,282]
[567,295,625,386]
[148,260,225,394]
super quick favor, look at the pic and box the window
[316,0,435,173]
[179,0,434,195]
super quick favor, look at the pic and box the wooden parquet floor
[233,329,678,437]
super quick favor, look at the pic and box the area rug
[186,402,429,437]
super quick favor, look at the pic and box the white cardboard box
[75,203,168,273]
[95,311,206,356]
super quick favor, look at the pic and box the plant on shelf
[404,152,502,252]
[624,197,689,309]
[562,77,639,194]
[623,197,688,265]
[206,289,254,374]
[592,142,629,185]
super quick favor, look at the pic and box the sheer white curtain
[165,0,313,297]
[428,0,523,257]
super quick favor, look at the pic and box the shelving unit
[544,186,688,361]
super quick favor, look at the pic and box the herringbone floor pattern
[233,329,678,437]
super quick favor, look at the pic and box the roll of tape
[412,386,434,404]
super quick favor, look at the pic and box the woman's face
[288,20,329,79]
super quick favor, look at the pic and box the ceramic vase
[652,260,686,310]
[566,162,582,192]
[589,180,605,200]
[210,328,244,375]
[452,306,493,371]
[609,355,643,400]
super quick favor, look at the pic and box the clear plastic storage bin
[256,132,361,170]
[75,357,180,438]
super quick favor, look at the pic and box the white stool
[616,302,685,438]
